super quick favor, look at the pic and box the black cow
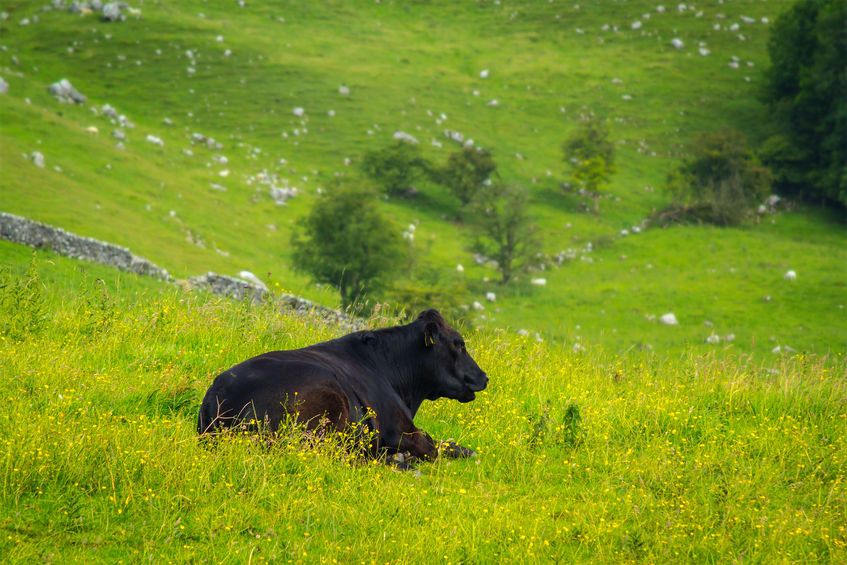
[197,309,488,463]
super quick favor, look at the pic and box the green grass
[1,255,845,562]
[2,0,844,355]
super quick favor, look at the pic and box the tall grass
[0,262,845,562]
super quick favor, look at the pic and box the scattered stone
[145,134,164,146]
[472,301,485,311]
[517,329,529,337]
[338,84,350,96]
[31,151,45,168]
[456,264,464,273]
[671,38,684,49]
[393,131,419,144]
[530,278,547,286]
[0,77,8,95]
[292,106,305,117]
[706,334,720,344]
[784,270,797,281]
[48,79,86,104]
[485,292,496,302]
[660,312,679,326]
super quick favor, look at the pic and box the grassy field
[2,0,844,354]
[0,252,845,562]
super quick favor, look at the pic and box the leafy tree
[762,0,847,207]
[662,130,772,226]
[563,117,615,213]
[440,147,497,206]
[291,185,408,308]
[469,183,542,284]
[361,140,429,196]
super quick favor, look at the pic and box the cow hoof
[440,441,476,458]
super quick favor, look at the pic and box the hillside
[1,0,845,355]
[1,249,845,562]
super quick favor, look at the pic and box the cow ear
[361,332,376,345]
[424,321,439,347]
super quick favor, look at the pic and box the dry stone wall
[0,212,360,329]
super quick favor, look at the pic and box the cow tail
[197,394,214,435]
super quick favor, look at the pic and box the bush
[381,272,472,329]
[660,130,772,226]
[762,0,847,207]
[290,184,408,308]
[439,147,497,206]
[469,183,542,284]
[563,116,615,213]
[361,141,430,196]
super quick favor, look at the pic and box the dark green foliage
[763,0,847,207]
[0,258,47,341]
[469,183,542,284]
[439,147,498,205]
[662,130,772,226]
[381,269,471,327]
[563,117,616,212]
[361,141,430,196]
[291,185,408,308]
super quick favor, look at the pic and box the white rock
[472,301,485,311]
[338,85,350,96]
[660,313,679,325]
[456,264,464,273]
[531,278,547,286]
[85,126,99,134]
[292,107,305,117]
[706,334,720,344]
[656,5,665,13]
[631,20,642,30]
[724,333,735,343]
[699,47,711,56]
[31,151,45,168]
[517,329,529,337]
[487,99,499,107]
[238,270,268,290]
[485,292,496,302]
[479,69,489,78]
[671,38,684,49]
[145,134,164,146]
[784,270,797,281]
[0,77,8,94]
[393,131,419,144]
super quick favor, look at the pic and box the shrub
[291,184,408,308]
[439,147,497,206]
[469,183,542,284]
[563,116,616,213]
[361,141,430,196]
[660,130,772,226]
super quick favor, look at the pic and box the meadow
[1,0,844,353]
[0,248,845,562]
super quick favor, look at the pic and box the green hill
[1,0,845,355]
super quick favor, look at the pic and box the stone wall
[0,211,361,329]
[0,212,171,280]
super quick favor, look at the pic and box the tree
[291,185,408,308]
[440,147,497,206]
[662,130,772,226]
[361,140,429,196]
[762,0,847,207]
[563,117,615,213]
[469,183,542,284]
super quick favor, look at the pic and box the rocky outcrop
[0,212,170,280]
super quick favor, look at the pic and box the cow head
[418,309,488,403]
